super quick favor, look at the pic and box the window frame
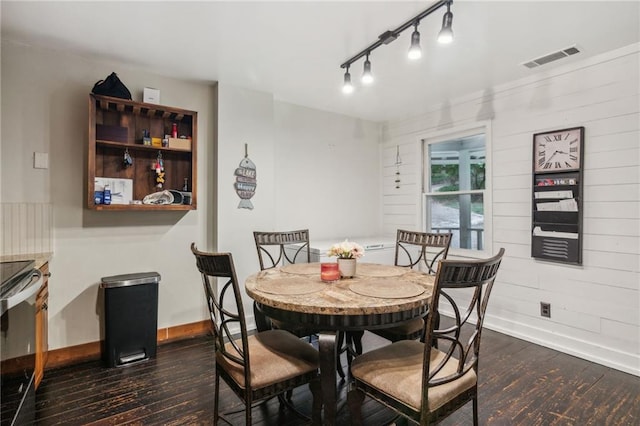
[419,121,493,258]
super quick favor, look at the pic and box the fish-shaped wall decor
[234,143,257,209]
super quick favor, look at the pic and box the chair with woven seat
[370,229,452,342]
[347,248,505,426]
[191,243,322,425]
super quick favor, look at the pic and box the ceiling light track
[340,0,454,94]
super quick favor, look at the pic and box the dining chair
[395,229,452,274]
[254,229,311,269]
[253,229,350,380]
[252,230,311,332]
[191,243,322,425]
[347,248,505,426]
[371,229,452,342]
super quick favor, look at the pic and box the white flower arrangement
[327,239,365,259]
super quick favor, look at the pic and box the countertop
[1,252,52,270]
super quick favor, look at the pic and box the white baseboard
[483,315,640,377]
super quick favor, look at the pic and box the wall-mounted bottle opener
[123,148,133,167]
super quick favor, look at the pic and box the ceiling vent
[522,45,581,69]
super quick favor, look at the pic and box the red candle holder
[320,262,340,282]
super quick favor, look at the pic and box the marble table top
[245,262,434,316]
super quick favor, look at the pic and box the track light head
[408,22,422,60]
[362,54,374,84]
[343,68,354,94]
[438,4,454,44]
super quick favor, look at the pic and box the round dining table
[245,262,434,425]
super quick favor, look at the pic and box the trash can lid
[100,272,161,288]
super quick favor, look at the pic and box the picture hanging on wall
[234,143,257,210]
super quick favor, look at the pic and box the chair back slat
[191,243,252,386]
[253,230,310,270]
[395,229,452,274]
[422,248,505,411]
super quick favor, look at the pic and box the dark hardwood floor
[35,329,639,425]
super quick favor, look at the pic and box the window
[423,128,489,252]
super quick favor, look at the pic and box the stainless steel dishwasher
[1,260,43,426]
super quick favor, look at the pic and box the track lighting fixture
[340,0,453,94]
[362,53,374,84]
[438,1,454,44]
[408,22,422,60]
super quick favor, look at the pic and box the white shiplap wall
[1,203,53,256]
[381,44,640,375]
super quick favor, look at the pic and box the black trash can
[100,272,161,367]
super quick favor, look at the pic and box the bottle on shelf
[103,184,111,205]
[171,123,178,138]
[142,129,151,146]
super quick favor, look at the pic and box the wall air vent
[522,45,581,69]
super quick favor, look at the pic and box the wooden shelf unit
[88,94,198,210]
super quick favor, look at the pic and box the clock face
[534,127,583,172]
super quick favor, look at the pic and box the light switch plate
[34,152,49,169]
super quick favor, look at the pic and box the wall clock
[531,125,584,265]
[533,126,584,173]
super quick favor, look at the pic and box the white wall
[215,84,277,324]
[273,102,382,238]
[217,86,382,325]
[1,40,214,350]
[381,44,640,375]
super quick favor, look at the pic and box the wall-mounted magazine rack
[531,172,582,264]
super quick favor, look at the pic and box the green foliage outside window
[431,163,486,215]
[431,163,486,190]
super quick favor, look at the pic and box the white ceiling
[2,1,639,122]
